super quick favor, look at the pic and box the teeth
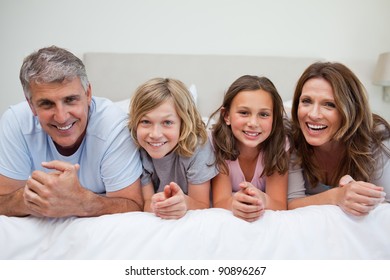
[308,123,326,130]
[244,131,260,136]
[149,142,165,147]
[57,123,73,130]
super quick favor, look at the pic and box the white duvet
[1,204,389,260]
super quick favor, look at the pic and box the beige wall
[1,0,390,120]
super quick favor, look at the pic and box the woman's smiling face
[297,77,342,148]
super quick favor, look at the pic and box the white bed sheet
[1,204,389,260]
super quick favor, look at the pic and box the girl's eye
[238,111,249,116]
[260,112,270,117]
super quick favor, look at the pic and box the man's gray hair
[20,46,89,99]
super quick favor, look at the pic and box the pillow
[188,84,197,106]
[283,100,292,118]
[114,99,130,113]
[113,84,198,113]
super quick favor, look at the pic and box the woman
[288,62,390,216]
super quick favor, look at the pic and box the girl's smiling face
[224,89,273,151]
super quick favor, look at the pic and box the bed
[1,53,389,260]
[1,204,389,259]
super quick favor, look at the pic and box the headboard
[83,53,321,117]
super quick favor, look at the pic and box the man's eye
[65,97,77,103]
[38,101,54,108]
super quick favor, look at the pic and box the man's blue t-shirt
[0,97,142,194]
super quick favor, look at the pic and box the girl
[128,78,218,219]
[288,62,389,216]
[209,75,290,222]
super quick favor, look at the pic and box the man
[0,46,143,217]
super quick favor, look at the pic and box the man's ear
[26,96,37,116]
[86,84,92,106]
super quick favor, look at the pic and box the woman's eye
[325,102,336,108]
[163,120,173,126]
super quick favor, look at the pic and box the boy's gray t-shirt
[140,140,218,194]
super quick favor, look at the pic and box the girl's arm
[264,171,288,210]
[230,171,288,222]
[187,181,211,210]
[211,172,233,210]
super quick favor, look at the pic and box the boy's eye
[139,119,150,125]
[163,120,173,126]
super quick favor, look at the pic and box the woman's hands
[336,175,386,216]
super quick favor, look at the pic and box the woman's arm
[288,188,339,210]
[288,177,385,216]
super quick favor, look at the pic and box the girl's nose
[247,116,259,127]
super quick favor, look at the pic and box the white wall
[1,0,390,120]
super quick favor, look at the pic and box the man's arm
[0,175,30,216]
[23,161,143,218]
[92,179,144,216]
